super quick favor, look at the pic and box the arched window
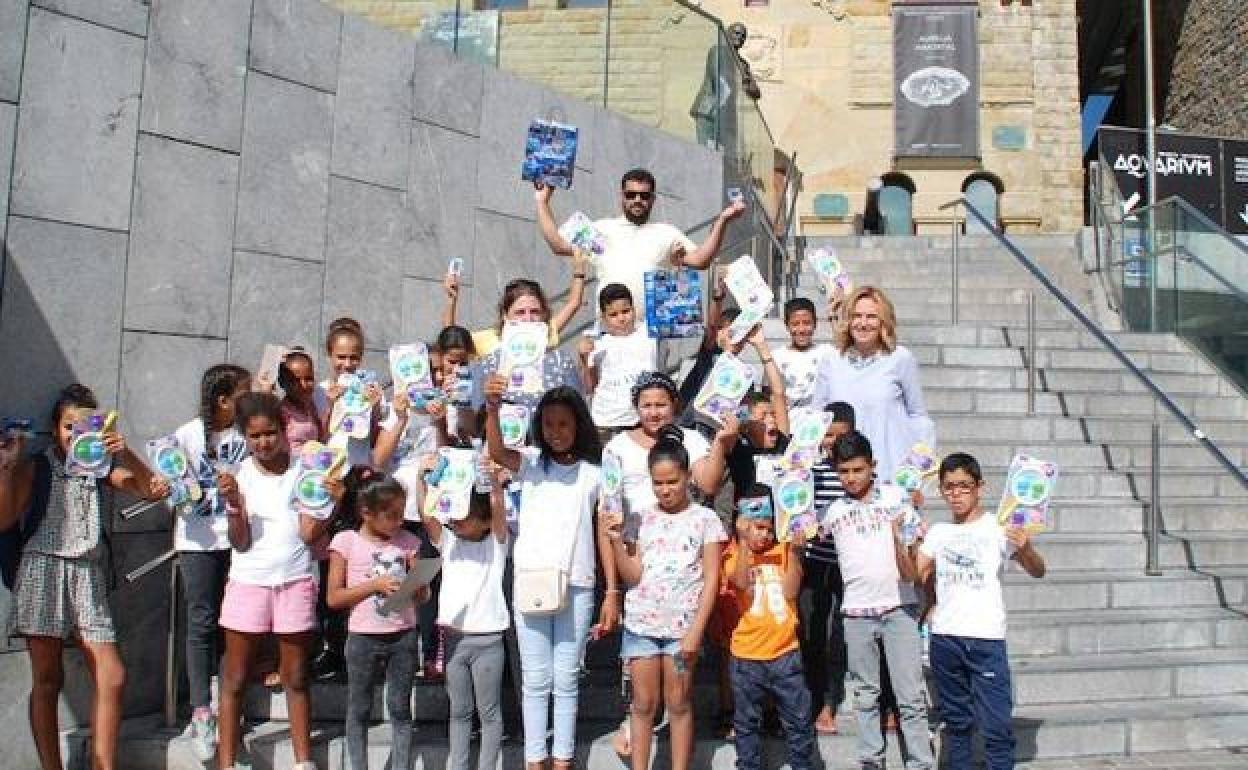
[962,172,1004,234]
[879,172,916,236]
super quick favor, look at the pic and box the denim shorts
[620,628,682,660]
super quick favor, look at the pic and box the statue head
[727,22,748,50]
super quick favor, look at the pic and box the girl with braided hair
[172,363,251,761]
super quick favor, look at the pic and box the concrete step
[917,365,1237,396]
[1029,532,1248,571]
[1002,568,1248,612]
[1011,648,1248,706]
[919,387,1248,420]
[919,497,1248,536]
[1007,605,1248,656]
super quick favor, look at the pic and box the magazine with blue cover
[643,268,704,339]
[521,119,578,189]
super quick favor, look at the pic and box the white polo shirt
[592,216,697,315]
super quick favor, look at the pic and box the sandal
[610,719,631,757]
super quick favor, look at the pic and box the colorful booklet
[257,344,288,391]
[692,353,755,425]
[782,409,834,470]
[290,441,349,520]
[806,247,852,295]
[643,268,704,339]
[329,370,378,439]
[521,119,578,189]
[558,211,606,257]
[774,466,818,543]
[499,322,549,397]
[997,454,1058,533]
[390,343,436,406]
[498,403,531,449]
[423,447,478,522]
[601,447,624,519]
[893,442,938,493]
[146,434,202,511]
[723,255,774,343]
[875,482,924,546]
[65,411,118,478]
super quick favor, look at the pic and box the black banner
[1223,140,1248,236]
[893,3,980,158]
[1098,126,1222,224]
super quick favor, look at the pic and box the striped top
[804,460,844,564]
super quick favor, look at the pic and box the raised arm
[535,183,576,258]
[442,272,460,329]
[679,200,746,270]
[1008,528,1047,579]
[489,466,509,544]
[483,374,522,473]
[105,430,168,501]
[372,392,411,469]
[692,415,739,498]
[701,275,728,352]
[0,437,31,533]
[594,497,621,635]
[218,472,251,552]
[783,540,804,600]
[608,514,643,587]
[549,251,589,336]
[892,518,916,582]
[749,325,789,435]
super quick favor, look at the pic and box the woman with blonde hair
[813,286,933,481]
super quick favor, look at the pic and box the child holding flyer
[580,282,657,442]
[725,486,815,770]
[822,431,933,770]
[327,467,429,770]
[917,453,1046,770]
[772,298,831,411]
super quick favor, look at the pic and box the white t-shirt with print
[920,514,1017,640]
[604,428,710,515]
[623,503,727,638]
[172,417,248,552]
[434,527,510,633]
[386,411,439,521]
[772,344,830,411]
[592,217,697,318]
[513,455,602,589]
[230,457,313,586]
[821,486,919,612]
[314,380,394,469]
[590,327,658,428]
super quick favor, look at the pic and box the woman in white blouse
[813,286,934,482]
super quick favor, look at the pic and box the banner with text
[893,3,980,159]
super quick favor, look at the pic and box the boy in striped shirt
[800,401,854,734]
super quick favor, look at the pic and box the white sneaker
[189,711,218,761]
[291,762,317,770]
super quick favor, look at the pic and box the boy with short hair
[580,282,657,440]
[823,431,933,770]
[917,452,1046,770]
[800,400,855,734]
[725,487,815,770]
[772,298,831,411]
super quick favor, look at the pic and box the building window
[560,0,607,7]
[879,172,916,236]
[476,0,527,9]
[962,172,1005,234]
[744,0,770,7]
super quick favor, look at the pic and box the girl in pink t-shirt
[277,348,323,455]
[327,467,430,770]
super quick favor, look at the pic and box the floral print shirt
[623,503,727,639]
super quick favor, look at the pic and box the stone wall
[0,0,721,762]
[1157,0,1248,138]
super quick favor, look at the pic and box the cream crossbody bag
[513,485,581,616]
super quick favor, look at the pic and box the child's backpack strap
[0,453,52,591]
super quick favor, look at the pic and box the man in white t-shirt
[916,452,1045,770]
[535,167,745,318]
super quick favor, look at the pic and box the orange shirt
[724,543,800,661]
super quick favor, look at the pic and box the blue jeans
[513,585,594,762]
[731,649,815,770]
[844,606,934,770]
[930,635,1015,770]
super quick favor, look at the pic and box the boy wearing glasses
[916,453,1046,770]
[535,168,745,320]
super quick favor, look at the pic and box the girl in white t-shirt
[606,426,728,770]
[580,282,658,438]
[484,379,616,770]
[171,364,251,762]
[916,453,1045,770]
[418,468,510,770]
[215,393,333,770]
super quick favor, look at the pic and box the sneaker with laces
[189,709,218,761]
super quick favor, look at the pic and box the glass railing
[1115,196,1248,394]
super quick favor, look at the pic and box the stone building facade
[1155,0,1248,139]
[334,0,1084,234]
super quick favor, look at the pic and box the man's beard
[624,207,650,225]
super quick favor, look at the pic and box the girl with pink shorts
[216,392,333,770]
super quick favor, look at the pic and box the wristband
[573,272,587,279]
[760,357,774,365]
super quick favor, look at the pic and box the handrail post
[1026,292,1036,416]
[1146,420,1162,576]
[164,560,180,727]
[951,215,960,325]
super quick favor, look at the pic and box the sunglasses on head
[623,190,653,201]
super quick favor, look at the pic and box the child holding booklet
[772,298,832,411]
[917,453,1046,770]
[822,431,933,770]
[327,467,430,770]
[579,282,657,442]
[418,463,511,770]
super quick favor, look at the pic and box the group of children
[0,259,1046,770]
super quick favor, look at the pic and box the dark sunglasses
[623,191,653,201]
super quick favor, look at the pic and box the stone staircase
[97,234,1248,768]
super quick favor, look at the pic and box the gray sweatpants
[445,629,505,770]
